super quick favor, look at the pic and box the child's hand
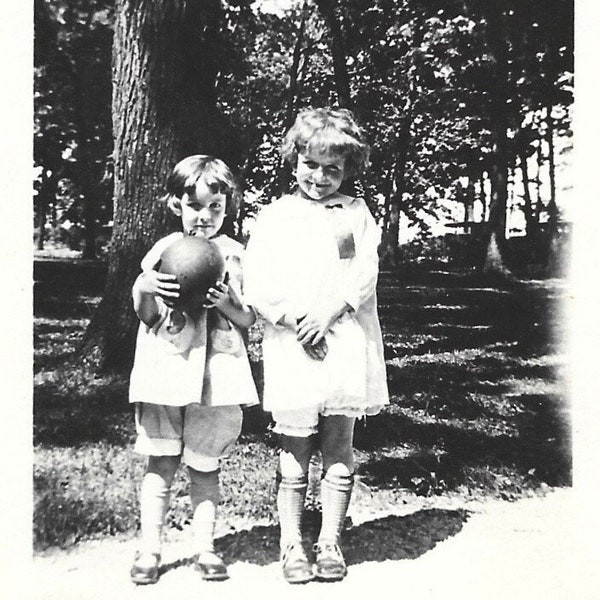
[137,271,180,305]
[302,337,328,361]
[295,300,350,346]
[204,281,232,311]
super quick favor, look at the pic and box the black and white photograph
[3,0,598,597]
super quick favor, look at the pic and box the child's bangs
[303,127,358,159]
[184,171,231,198]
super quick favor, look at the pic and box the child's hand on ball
[204,281,231,310]
[138,271,180,305]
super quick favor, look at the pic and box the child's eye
[210,202,222,209]
[304,161,318,169]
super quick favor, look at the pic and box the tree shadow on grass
[159,507,468,575]
[355,391,571,493]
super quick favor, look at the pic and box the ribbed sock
[189,469,220,555]
[139,472,171,555]
[191,500,217,554]
[318,472,354,544]
[276,473,308,551]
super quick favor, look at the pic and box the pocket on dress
[211,326,242,355]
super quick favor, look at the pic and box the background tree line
[33,0,573,371]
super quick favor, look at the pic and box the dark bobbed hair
[165,155,240,215]
[280,107,370,179]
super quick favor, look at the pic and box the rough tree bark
[80,0,227,372]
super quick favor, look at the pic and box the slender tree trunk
[81,0,225,372]
[278,1,310,196]
[379,15,424,267]
[315,0,351,108]
[519,148,535,238]
[544,103,561,274]
[36,171,58,250]
[481,0,512,277]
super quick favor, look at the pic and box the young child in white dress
[129,155,258,584]
[244,108,389,583]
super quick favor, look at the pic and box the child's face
[295,149,346,201]
[177,177,227,239]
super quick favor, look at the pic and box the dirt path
[28,488,590,600]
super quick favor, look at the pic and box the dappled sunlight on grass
[33,264,570,550]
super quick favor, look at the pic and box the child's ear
[169,196,183,216]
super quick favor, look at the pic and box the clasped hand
[295,300,347,346]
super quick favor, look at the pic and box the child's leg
[318,414,356,544]
[139,455,180,558]
[313,414,355,581]
[188,468,222,560]
[277,434,314,550]
[183,404,242,581]
[276,433,315,584]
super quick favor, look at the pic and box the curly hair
[164,155,240,216]
[280,107,370,179]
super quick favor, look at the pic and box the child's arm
[243,206,296,327]
[205,256,256,329]
[296,202,380,346]
[205,280,256,329]
[132,271,180,327]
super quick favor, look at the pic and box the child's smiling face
[177,176,227,239]
[295,148,346,201]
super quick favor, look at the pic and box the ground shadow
[158,507,468,575]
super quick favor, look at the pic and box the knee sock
[276,472,308,551]
[318,472,354,545]
[189,469,220,555]
[139,472,171,555]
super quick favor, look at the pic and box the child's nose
[314,167,328,181]
[198,208,211,222]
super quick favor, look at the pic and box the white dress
[243,194,389,414]
[129,232,259,408]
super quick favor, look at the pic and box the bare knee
[146,455,180,487]
[188,467,220,507]
[320,416,355,475]
[279,434,314,477]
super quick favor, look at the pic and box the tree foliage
[33,0,573,371]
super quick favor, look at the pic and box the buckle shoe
[281,542,314,584]
[313,541,347,581]
[195,552,229,581]
[130,551,160,585]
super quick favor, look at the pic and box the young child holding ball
[244,108,389,583]
[129,155,258,585]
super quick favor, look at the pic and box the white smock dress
[244,194,389,415]
[129,232,259,408]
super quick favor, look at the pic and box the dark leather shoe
[130,551,160,585]
[281,542,314,584]
[195,553,229,581]
[313,542,347,581]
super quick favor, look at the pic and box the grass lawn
[33,260,571,551]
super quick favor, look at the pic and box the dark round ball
[159,236,225,309]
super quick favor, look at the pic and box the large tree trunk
[481,0,512,277]
[81,0,226,372]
